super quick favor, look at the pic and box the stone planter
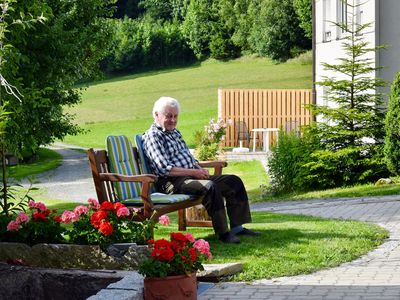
[0,242,150,270]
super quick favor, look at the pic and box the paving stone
[197,263,243,281]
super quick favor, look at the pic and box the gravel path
[24,144,97,203]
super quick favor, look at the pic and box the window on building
[337,0,348,38]
[323,0,332,42]
[355,0,363,33]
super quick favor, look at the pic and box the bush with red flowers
[138,232,212,278]
[5,200,64,245]
[63,198,154,249]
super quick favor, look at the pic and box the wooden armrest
[99,173,157,183]
[198,160,228,176]
[99,172,156,215]
[198,161,228,168]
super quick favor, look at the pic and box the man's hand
[169,166,210,179]
[192,168,209,180]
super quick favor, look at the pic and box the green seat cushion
[121,193,193,205]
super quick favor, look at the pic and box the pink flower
[116,207,130,217]
[73,205,89,217]
[184,233,195,243]
[158,215,170,226]
[28,200,47,212]
[16,212,30,224]
[61,210,78,224]
[33,201,47,212]
[7,220,21,232]
[87,198,100,209]
[193,239,212,259]
[130,207,139,213]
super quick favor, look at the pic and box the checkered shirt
[142,123,198,177]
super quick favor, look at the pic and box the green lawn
[64,56,312,148]
[37,199,388,282]
[150,211,387,281]
[263,180,400,202]
[7,148,62,181]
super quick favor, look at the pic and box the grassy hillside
[64,56,312,148]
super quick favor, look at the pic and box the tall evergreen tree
[307,0,388,187]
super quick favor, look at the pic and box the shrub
[194,118,231,161]
[266,129,319,195]
[302,146,383,190]
[209,29,241,60]
[384,71,400,175]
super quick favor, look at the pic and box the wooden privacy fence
[218,88,314,148]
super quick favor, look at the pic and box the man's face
[155,106,179,131]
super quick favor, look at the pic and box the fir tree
[307,0,388,187]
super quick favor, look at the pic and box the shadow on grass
[155,211,388,281]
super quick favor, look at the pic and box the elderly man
[142,96,259,244]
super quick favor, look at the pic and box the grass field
[64,56,312,148]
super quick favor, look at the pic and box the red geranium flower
[151,247,175,262]
[113,202,125,212]
[99,221,113,236]
[90,210,109,228]
[170,232,188,246]
[188,248,197,263]
[153,238,171,249]
[32,212,47,222]
[100,201,114,211]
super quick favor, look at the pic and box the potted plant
[138,232,212,300]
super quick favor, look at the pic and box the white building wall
[378,0,400,95]
[314,0,376,106]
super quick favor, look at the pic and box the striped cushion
[106,135,141,200]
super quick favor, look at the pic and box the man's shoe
[219,232,241,244]
[236,228,261,237]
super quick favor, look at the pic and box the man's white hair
[152,96,181,119]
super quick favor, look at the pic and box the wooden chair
[235,120,259,148]
[87,135,227,231]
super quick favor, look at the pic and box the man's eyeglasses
[163,113,178,120]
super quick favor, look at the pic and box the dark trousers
[156,174,252,235]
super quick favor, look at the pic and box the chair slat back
[135,134,157,193]
[88,149,116,202]
[106,135,141,200]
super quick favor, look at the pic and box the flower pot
[144,273,197,300]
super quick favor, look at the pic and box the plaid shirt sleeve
[142,123,198,177]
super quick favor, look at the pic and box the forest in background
[101,0,312,74]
